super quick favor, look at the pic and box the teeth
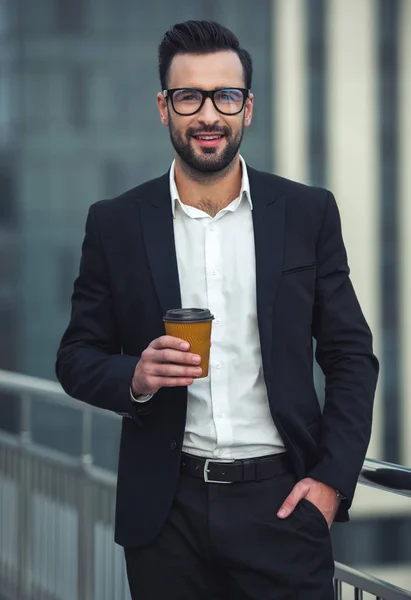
[196,135,222,140]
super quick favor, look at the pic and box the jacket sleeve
[55,203,151,420]
[308,191,379,508]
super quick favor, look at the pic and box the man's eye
[217,91,241,102]
[174,91,201,102]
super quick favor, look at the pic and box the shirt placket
[204,217,233,455]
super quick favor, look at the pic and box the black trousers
[125,467,335,600]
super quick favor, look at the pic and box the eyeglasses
[163,88,250,116]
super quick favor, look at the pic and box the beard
[168,118,244,175]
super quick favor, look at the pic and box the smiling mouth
[193,134,224,140]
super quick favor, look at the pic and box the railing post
[77,408,94,600]
[334,578,342,599]
[17,392,32,600]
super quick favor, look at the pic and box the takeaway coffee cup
[163,308,214,379]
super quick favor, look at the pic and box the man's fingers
[151,336,190,351]
[156,348,201,366]
[159,377,195,387]
[136,337,203,394]
[150,364,202,378]
[277,483,307,519]
[146,338,201,366]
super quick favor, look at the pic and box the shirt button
[209,225,215,231]
[211,270,216,276]
[215,318,221,324]
[215,362,222,369]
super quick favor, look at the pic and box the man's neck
[174,155,243,217]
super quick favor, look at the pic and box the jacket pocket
[281,262,316,276]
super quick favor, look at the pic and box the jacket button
[169,439,177,451]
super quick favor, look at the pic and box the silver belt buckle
[203,458,235,484]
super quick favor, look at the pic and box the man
[56,20,379,600]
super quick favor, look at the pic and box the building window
[378,0,400,463]
[55,0,86,33]
[68,66,89,130]
[306,0,327,187]
[0,161,16,224]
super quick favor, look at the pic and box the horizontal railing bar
[360,459,411,498]
[0,368,119,420]
[334,562,411,599]
[0,368,66,396]
[0,432,117,486]
[87,463,117,486]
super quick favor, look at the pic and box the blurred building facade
[0,0,274,379]
[0,0,411,585]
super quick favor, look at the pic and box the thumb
[277,483,306,519]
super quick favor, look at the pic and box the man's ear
[244,92,254,127]
[157,92,169,126]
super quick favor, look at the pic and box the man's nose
[196,97,220,125]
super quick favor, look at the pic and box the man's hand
[277,477,340,528]
[131,336,202,397]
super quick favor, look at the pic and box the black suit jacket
[56,166,379,548]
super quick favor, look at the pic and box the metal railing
[333,458,411,600]
[0,370,128,600]
[334,563,411,600]
[1,368,411,600]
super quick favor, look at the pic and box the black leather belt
[180,452,290,484]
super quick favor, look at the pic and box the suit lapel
[248,167,286,375]
[136,173,182,315]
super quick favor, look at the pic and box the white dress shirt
[169,156,285,460]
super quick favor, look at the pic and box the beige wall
[272,0,308,182]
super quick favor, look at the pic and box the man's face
[157,51,253,174]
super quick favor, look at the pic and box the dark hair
[158,20,253,91]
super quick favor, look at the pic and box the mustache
[187,125,230,137]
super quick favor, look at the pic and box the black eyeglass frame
[163,88,250,116]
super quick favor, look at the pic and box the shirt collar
[169,155,252,219]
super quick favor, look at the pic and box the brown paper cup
[163,309,214,379]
